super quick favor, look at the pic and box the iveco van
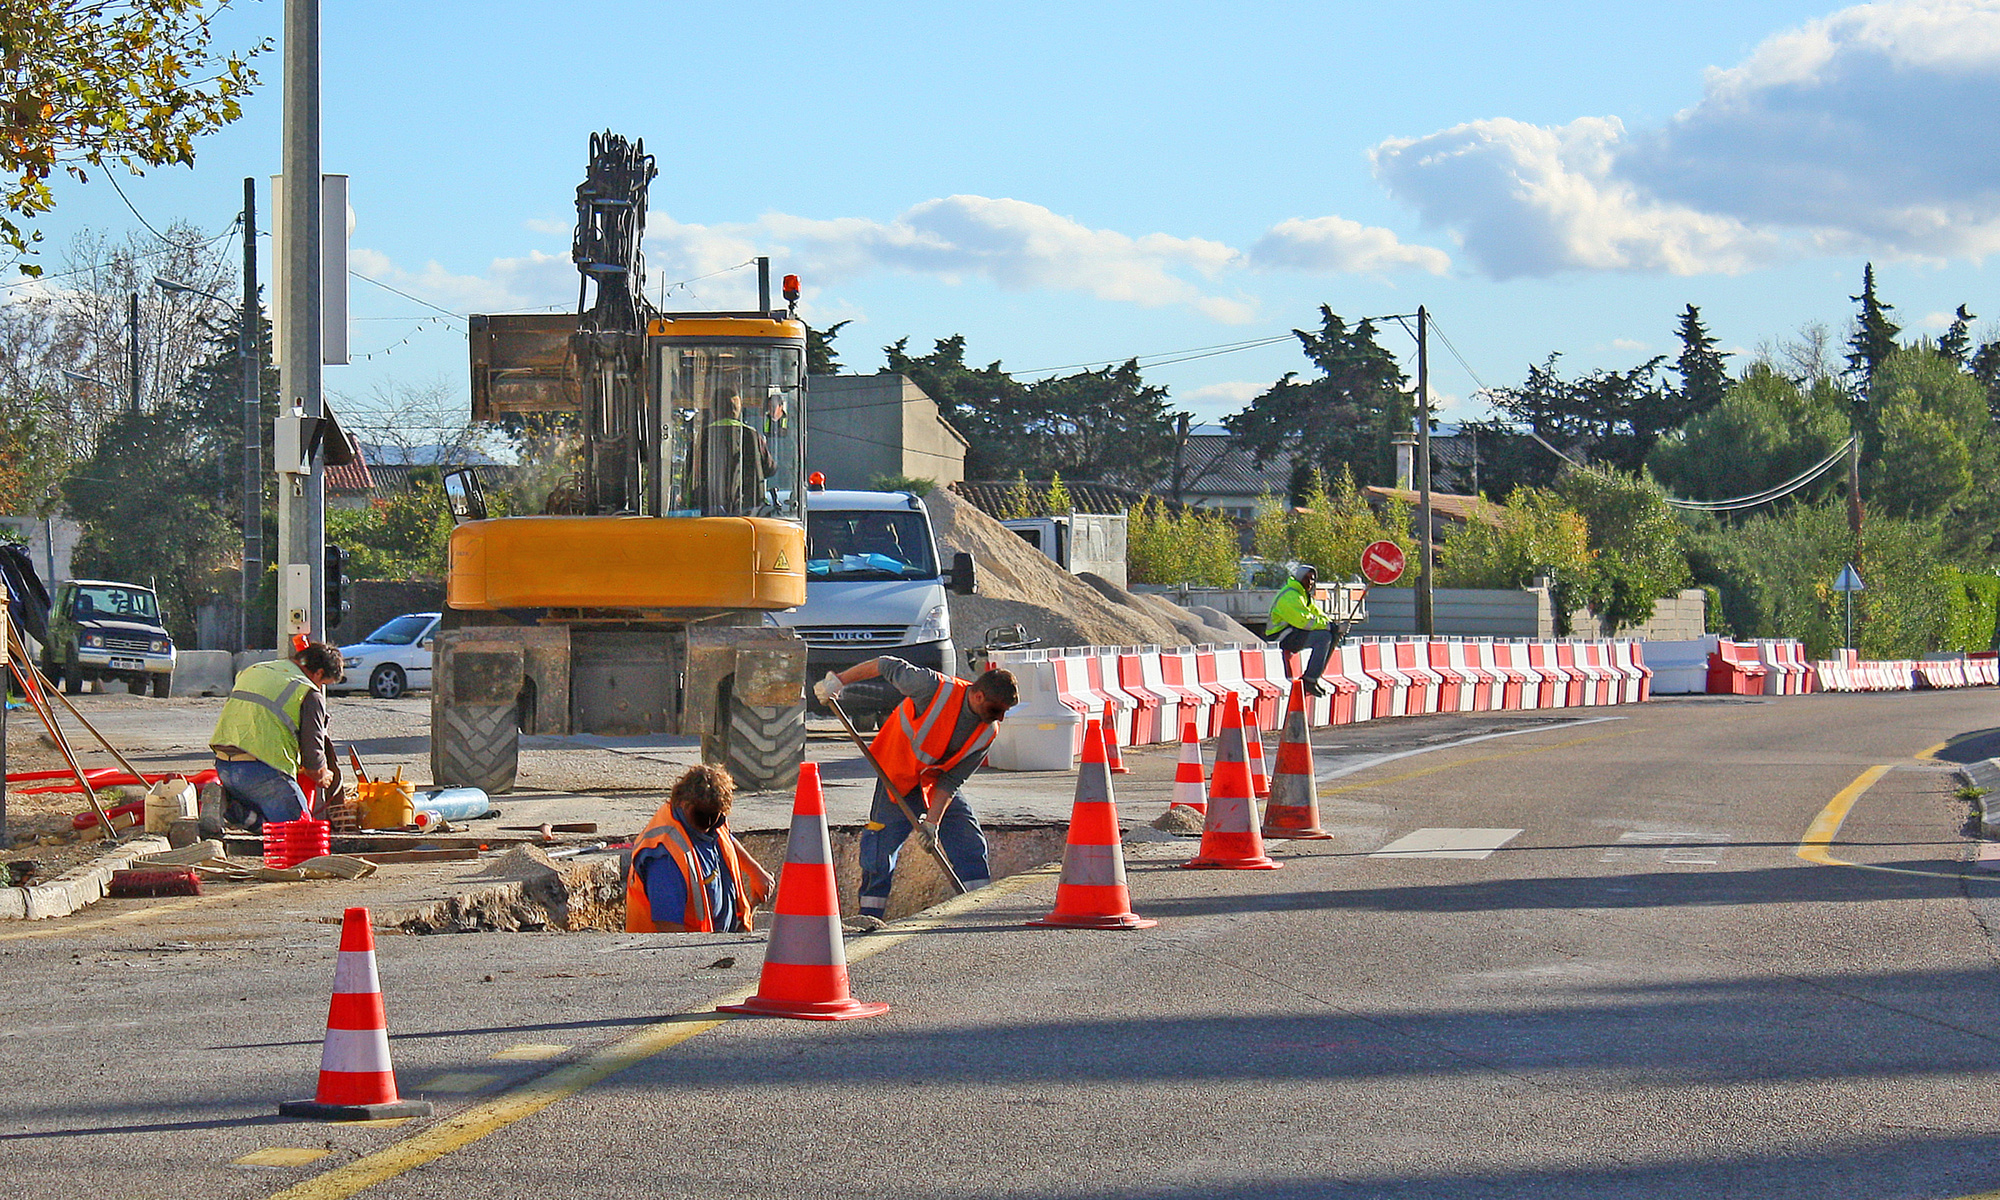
[774,486,975,724]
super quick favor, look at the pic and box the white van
[774,485,975,724]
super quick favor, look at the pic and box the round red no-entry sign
[1359,540,1406,586]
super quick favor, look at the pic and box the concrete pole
[127,293,140,414]
[279,0,324,640]
[241,177,261,650]
[1415,305,1434,637]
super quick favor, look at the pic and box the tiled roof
[329,461,516,498]
[324,457,374,492]
[1169,432,1294,497]
[1362,486,1505,528]
[949,479,1148,517]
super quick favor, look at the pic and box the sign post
[1833,563,1865,650]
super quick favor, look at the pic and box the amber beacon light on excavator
[432,131,810,794]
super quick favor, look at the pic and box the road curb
[0,833,171,921]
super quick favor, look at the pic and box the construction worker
[206,641,345,832]
[625,764,774,933]
[814,656,1019,922]
[1268,562,1337,697]
[699,391,776,513]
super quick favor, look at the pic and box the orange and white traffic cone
[1261,679,1332,840]
[1244,702,1270,798]
[1172,720,1207,813]
[720,763,889,1021]
[1184,699,1281,871]
[279,907,434,1120]
[1029,720,1156,930]
[1104,717,1130,775]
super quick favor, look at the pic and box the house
[806,373,968,489]
[1159,425,1295,520]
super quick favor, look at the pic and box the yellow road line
[1796,765,1893,867]
[1322,730,1632,797]
[267,865,1056,1200]
[1916,739,1951,761]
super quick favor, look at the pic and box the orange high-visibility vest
[869,676,996,811]
[624,805,770,933]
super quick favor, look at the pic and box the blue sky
[20,0,2000,441]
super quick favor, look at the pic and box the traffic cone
[1028,721,1156,930]
[1261,679,1332,840]
[1172,721,1207,814]
[720,763,889,1021]
[1244,702,1270,798]
[279,907,434,1120]
[1184,700,1281,871]
[1104,717,1130,775]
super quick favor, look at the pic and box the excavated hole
[383,823,1071,935]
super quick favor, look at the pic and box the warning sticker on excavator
[774,552,790,571]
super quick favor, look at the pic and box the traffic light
[325,544,347,629]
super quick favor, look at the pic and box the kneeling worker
[815,656,1018,921]
[207,640,345,831]
[1268,562,1338,697]
[626,765,774,933]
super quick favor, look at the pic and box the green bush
[1128,497,1239,588]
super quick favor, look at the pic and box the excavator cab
[654,320,804,519]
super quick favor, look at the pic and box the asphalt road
[5,689,2000,1198]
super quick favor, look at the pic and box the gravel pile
[926,489,1259,654]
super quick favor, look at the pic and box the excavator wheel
[715,692,806,794]
[433,699,520,794]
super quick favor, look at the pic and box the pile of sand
[925,488,1258,654]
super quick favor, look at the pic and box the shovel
[826,695,966,895]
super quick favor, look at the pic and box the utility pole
[127,293,140,414]
[278,0,324,642]
[241,177,261,651]
[1415,305,1434,637]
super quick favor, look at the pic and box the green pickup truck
[40,579,177,697]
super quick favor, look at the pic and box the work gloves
[813,670,845,704]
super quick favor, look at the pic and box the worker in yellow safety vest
[207,641,345,831]
[626,764,774,933]
[815,656,1019,922]
[1267,562,1338,697]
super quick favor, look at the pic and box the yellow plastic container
[356,778,416,829]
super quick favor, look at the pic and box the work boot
[196,782,226,839]
[1303,678,1328,698]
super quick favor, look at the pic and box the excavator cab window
[660,343,803,519]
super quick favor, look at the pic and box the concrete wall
[807,373,968,490]
[1352,587,1554,638]
[1568,588,1709,641]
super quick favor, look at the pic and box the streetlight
[155,273,261,652]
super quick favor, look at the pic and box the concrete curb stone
[3,834,171,921]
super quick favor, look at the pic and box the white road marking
[1371,827,1523,859]
[1600,831,1727,866]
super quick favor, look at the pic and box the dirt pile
[925,488,1258,654]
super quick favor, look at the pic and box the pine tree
[1938,304,1976,364]
[1673,304,1729,420]
[1844,263,1901,391]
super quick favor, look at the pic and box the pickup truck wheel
[151,675,169,699]
[64,655,84,695]
[718,692,806,794]
[369,663,407,700]
[433,698,519,793]
[126,678,145,695]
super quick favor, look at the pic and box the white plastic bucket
[144,777,196,833]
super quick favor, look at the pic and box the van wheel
[151,676,170,699]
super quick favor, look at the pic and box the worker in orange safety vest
[625,764,774,933]
[815,656,1019,922]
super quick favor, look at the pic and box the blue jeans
[214,758,306,831]
[1276,626,1335,685]
[857,784,990,914]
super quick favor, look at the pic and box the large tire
[720,694,806,793]
[64,654,83,696]
[150,675,169,699]
[433,701,520,793]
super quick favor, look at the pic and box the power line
[347,270,467,327]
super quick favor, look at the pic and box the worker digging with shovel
[815,656,1019,928]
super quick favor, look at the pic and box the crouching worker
[207,641,345,831]
[625,765,774,933]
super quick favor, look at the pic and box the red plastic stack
[263,819,332,869]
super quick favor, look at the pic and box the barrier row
[1707,639,1815,695]
[1813,649,2000,693]
[986,637,1652,770]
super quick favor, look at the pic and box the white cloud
[1373,0,2000,276]
[1611,338,1650,352]
[1248,215,1450,275]
[1182,380,1267,406]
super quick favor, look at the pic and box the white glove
[813,670,845,704]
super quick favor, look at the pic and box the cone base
[719,996,889,1022]
[1027,912,1159,930]
[1183,856,1283,870]
[279,1098,433,1121]
[1261,825,1334,840]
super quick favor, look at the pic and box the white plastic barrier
[1334,642,1375,725]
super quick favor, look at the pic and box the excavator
[431,131,809,793]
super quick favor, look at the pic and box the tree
[1648,362,1848,516]
[1435,487,1595,633]
[1,1,267,273]
[1550,467,1690,631]
[1225,306,1410,496]
[806,320,848,376]
[337,376,497,467]
[884,335,1027,478]
[1483,351,1671,476]
[326,477,451,580]
[1844,262,1900,394]
[1127,496,1239,588]
[1938,304,1976,365]
[1862,346,1994,530]
[1673,303,1729,419]
[1252,468,1410,585]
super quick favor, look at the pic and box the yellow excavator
[432,131,809,792]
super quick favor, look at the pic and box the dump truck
[432,131,809,793]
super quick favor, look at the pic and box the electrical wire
[347,270,466,327]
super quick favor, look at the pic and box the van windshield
[806,510,938,580]
[71,585,159,623]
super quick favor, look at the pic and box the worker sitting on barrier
[815,656,1018,922]
[1268,562,1338,697]
[625,764,773,933]
[206,641,345,832]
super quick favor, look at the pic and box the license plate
[109,657,146,671]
